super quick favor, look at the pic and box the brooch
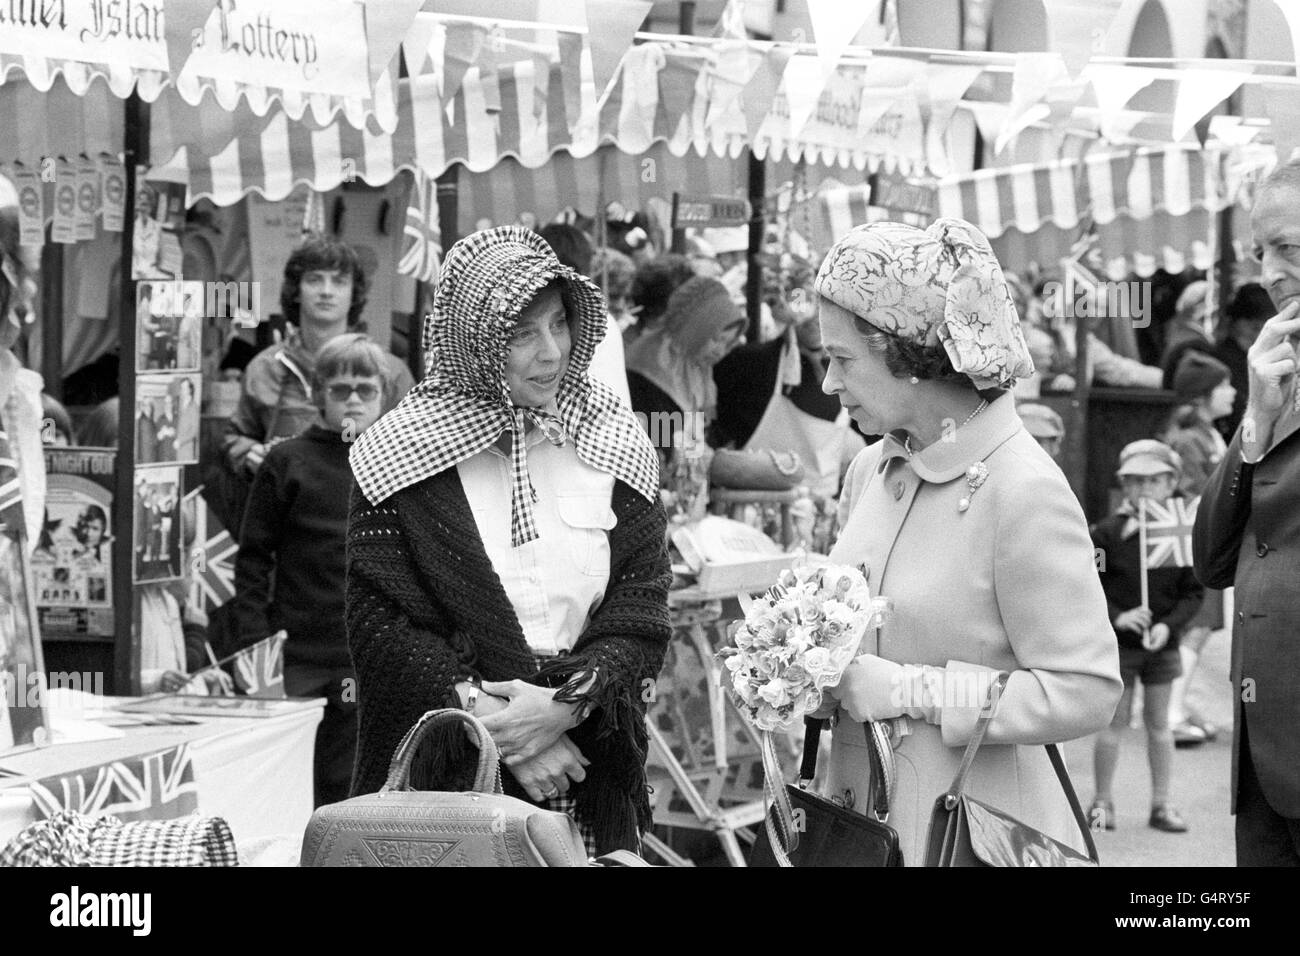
[957,461,989,512]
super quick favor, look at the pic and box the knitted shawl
[346,466,672,854]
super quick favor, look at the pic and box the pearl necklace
[904,400,988,458]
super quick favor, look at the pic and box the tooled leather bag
[300,708,645,867]
[924,673,1100,867]
[748,717,903,867]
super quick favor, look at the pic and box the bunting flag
[806,0,874,82]
[557,31,586,125]
[31,744,198,823]
[996,53,1075,154]
[0,423,25,538]
[584,0,652,106]
[401,13,438,75]
[1141,497,1199,570]
[366,0,423,86]
[924,64,983,176]
[232,631,288,699]
[1042,0,1125,77]
[743,48,791,142]
[442,22,486,105]
[704,41,763,128]
[1086,64,1160,141]
[659,50,707,141]
[1263,82,1300,162]
[782,56,826,141]
[1170,69,1249,143]
[397,169,441,285]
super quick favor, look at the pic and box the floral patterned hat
[813,218,1035,389]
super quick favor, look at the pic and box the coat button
[1256,543,1269,558]
[893,480,905,500]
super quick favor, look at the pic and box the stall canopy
[818,146,1233,278]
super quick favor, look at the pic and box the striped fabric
[0,423,24,537]
[819,147,1230,278]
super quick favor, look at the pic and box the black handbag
[924,672,1100,867]
[749,717,903,867]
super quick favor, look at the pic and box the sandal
[1149,805,1189,833]
[1087,799,1116,831]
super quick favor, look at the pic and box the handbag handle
[801,717,894,821]
[382,708,503,795]
[943,672,1099,863]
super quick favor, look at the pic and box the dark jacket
[234,424,352,668]
[1193,412,1300,816]
[1090,509,1205,650]
[346,469,672,853]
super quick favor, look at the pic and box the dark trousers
[1236,717,1300,866]
[285,663,358,809]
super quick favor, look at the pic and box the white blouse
[457,428,616,655]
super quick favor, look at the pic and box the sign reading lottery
[0,0,168,70]
[182,0,370,99]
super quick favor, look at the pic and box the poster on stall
[136,282,202,371]
[52,162,77,245]
[100,158,126,233]
[247,188,311,290]
[75,160,99,241]
[132,169,186,280]
[133,467,183,584]
[135,374,201,466]
[14,168,44,247]
[32,450,115,639]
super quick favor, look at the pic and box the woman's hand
[506,734,591,803]
[823,655,907,724]
[1114,606,1153,634]
[478,680,582,765]
[1142,622,1171,651]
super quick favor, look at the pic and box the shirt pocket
[556,493,616,577]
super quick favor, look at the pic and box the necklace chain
[905,400,988,458]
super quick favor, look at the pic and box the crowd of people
[6,153,1299,866]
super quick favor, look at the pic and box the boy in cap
[1089,440,1206,833]
[1165,350,1235,498]
[1017,402,1065,462]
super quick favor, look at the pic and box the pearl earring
[909,376,919,385]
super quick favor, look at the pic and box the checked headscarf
[350,226,659,546]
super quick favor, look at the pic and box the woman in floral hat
[346,226,671,855]
[814,218,1122,865]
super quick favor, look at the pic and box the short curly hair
[852,316,1004,401]
[280,234,370,328]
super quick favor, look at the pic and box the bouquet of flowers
[718,564,890,733]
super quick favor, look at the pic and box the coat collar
[875,391,1023,484]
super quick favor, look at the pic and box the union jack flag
[0,423,24,537]
[232,630,287,699]
[1141,496,1200,570]
[186,489,237,612]
[31,743,198,823]
[397,168,441,285]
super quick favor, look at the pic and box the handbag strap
[382,708,503,795]
[800,717,893,821]
[943,673,1099,863]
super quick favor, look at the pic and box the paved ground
[1064,627,1237,867]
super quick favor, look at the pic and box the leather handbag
[924,673,1100,867]
[709,448,806,491]
[749,717,903,867]
[301,708,641,867]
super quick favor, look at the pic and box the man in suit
[1192,159,1300,865]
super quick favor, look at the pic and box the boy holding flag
[1088,440,1205,833]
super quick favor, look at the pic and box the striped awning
[818,147,1232,278]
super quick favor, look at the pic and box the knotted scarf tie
[508,405,569,547]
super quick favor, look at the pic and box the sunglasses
[326,383,380,402]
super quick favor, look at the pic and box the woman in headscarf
[815,219,1122,865]
[625,275,746,462]
[346,227,670,855]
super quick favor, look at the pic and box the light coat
[825,393,1122,866]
